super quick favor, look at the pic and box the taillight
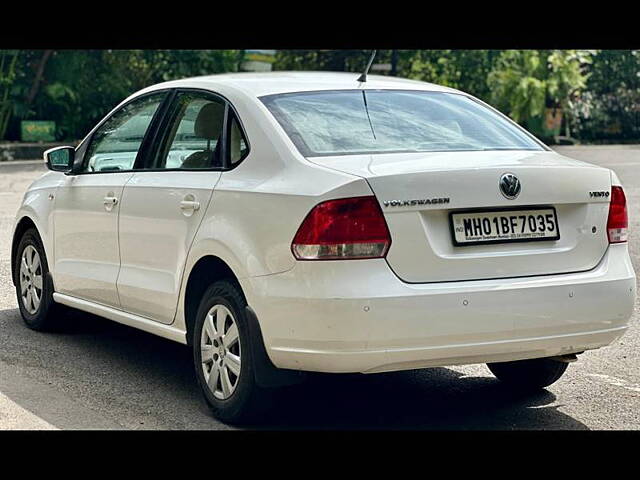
[292,196,391,260]
[607,186,628,243]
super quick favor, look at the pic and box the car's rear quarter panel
[174,85,374,332]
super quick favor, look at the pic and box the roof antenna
[357,50,377,83]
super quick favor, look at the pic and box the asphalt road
[1,146,639,430]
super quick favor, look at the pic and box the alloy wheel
[20,245,43,315]
[201,304,242,400]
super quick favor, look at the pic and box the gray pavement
[0,147,639,430]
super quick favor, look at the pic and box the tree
[568,50,640,142]
[1,49,243,141]
[401,50,496,101]
[274,50,378,72]
[3,49,637,143]
[487,50,593,132]
[0,50,19,140]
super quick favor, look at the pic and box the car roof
[143,71,460,98]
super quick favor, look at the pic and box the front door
[53,92,167,308]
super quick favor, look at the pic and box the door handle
[180,200,200,211]
[103,195,118,211]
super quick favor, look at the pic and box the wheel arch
[182,254,304,388]
[11,216,39,286]
[183,255,244,347]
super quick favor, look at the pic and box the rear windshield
[261,90,544,157]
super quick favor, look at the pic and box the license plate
[450,207,560,246]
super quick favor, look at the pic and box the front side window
[154,93,226,170]
[261,90,544,157]
[83,93,166,172]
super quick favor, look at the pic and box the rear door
[53,92,167,307]
[117,90,237,324]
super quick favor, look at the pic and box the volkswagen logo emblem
[500,173,521,199]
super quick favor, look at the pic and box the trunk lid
[309,150,612,282]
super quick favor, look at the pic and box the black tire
[192,280,273,424]
[487,357,569,390]
[14,227,63,331]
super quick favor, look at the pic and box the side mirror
[44,146,75,172]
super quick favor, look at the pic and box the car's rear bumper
[241,243,636,373]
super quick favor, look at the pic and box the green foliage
[487,50,593,126]
[487,51,547,123]
[547,50,593,106]
[274,50,373,72]
[587,50,640,93]
[45,50,242,140]
[568,50,640,141]
[401,50,496,101]
[275,49,497,102]
[0,50,20,139]
[0,49,242,141]
[1,49,638,143]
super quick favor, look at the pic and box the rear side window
[154,92,226,170]
[83,93,166,172]
[228,110,249,165]
[261,90,543,157]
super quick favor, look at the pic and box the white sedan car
[11,72,636,423]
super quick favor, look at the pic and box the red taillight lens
[292,196,391,260]
[607,186,628,243]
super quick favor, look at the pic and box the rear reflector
[607,186,628,243]
[292,196,391,260]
